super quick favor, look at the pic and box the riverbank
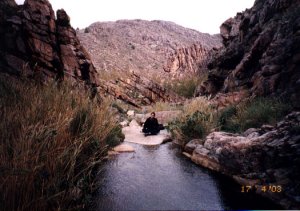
[181,112,300,209]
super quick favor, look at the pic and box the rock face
[0,0,97,84]
[197,0,300,108]
[78,20,221,80]
[188,112,300,209]
[97,72,183,107]
[163,44,212,77]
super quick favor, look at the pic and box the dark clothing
[142,117,160,135]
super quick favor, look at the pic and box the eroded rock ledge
[185,112,300,209]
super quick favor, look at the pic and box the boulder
[120,120,129,127]
[129,119,140,127]
[191,112,300,209]
[127,110,135,117]
[184,139,204,154]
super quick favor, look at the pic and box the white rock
[182,152,192,158]
[113,144,135,153]
[127,110,135,117]
[129,119,140,127]
[120,120,129,127]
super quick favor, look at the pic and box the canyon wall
[197,0,300,108]
[0,0,98,85]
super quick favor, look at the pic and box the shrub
[168,97,215,144]
[105,125,125,147]
[218,97,292,133]
[217,106,239,132]
[0,75,121,210]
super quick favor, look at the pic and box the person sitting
[142,112,160,136]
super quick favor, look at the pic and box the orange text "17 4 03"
[241,185,282,193]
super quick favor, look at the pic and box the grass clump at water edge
[167,97,215,145]
[217,97,293,133]
[0,75,122,210]
[167,96,292,145]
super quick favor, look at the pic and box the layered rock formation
[185,112,300,209]
[78,20,221,80]
[0,0,98,84]
[97,72,183,107]
[197,0,300,108]
[163,44,214,77]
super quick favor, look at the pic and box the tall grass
[163,74,207,98]
[168,97,215,144]
[168,96,292,144]
[150,101,183,112]
[218,97,292,133]
[0,75,120,210]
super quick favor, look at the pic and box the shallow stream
[92,142,281,210]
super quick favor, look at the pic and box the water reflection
[92,142,280,210]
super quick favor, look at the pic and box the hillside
[78,20,221,80]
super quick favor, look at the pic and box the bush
[218,106,239,132]
[105,125,125,147]
[218,97,292,133]
[0,75,121,210]
[168,97,215,144]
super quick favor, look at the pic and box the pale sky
[15,0,254,34]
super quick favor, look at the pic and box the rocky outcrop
[78,20,221,81]
[197,0,300,108]
[0,0,97,84]
[210,90,250,109]
[186,112,300,209]
[98,72,183,107]
[163,44,211,77]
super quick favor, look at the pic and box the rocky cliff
[197,0,300,108]
[0,0,98,85]
[77,20,221,80]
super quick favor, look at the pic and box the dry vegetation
[167,96,292,144]
[0,75,122,210]
[163,73,208,98]
[168,97,215,143]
